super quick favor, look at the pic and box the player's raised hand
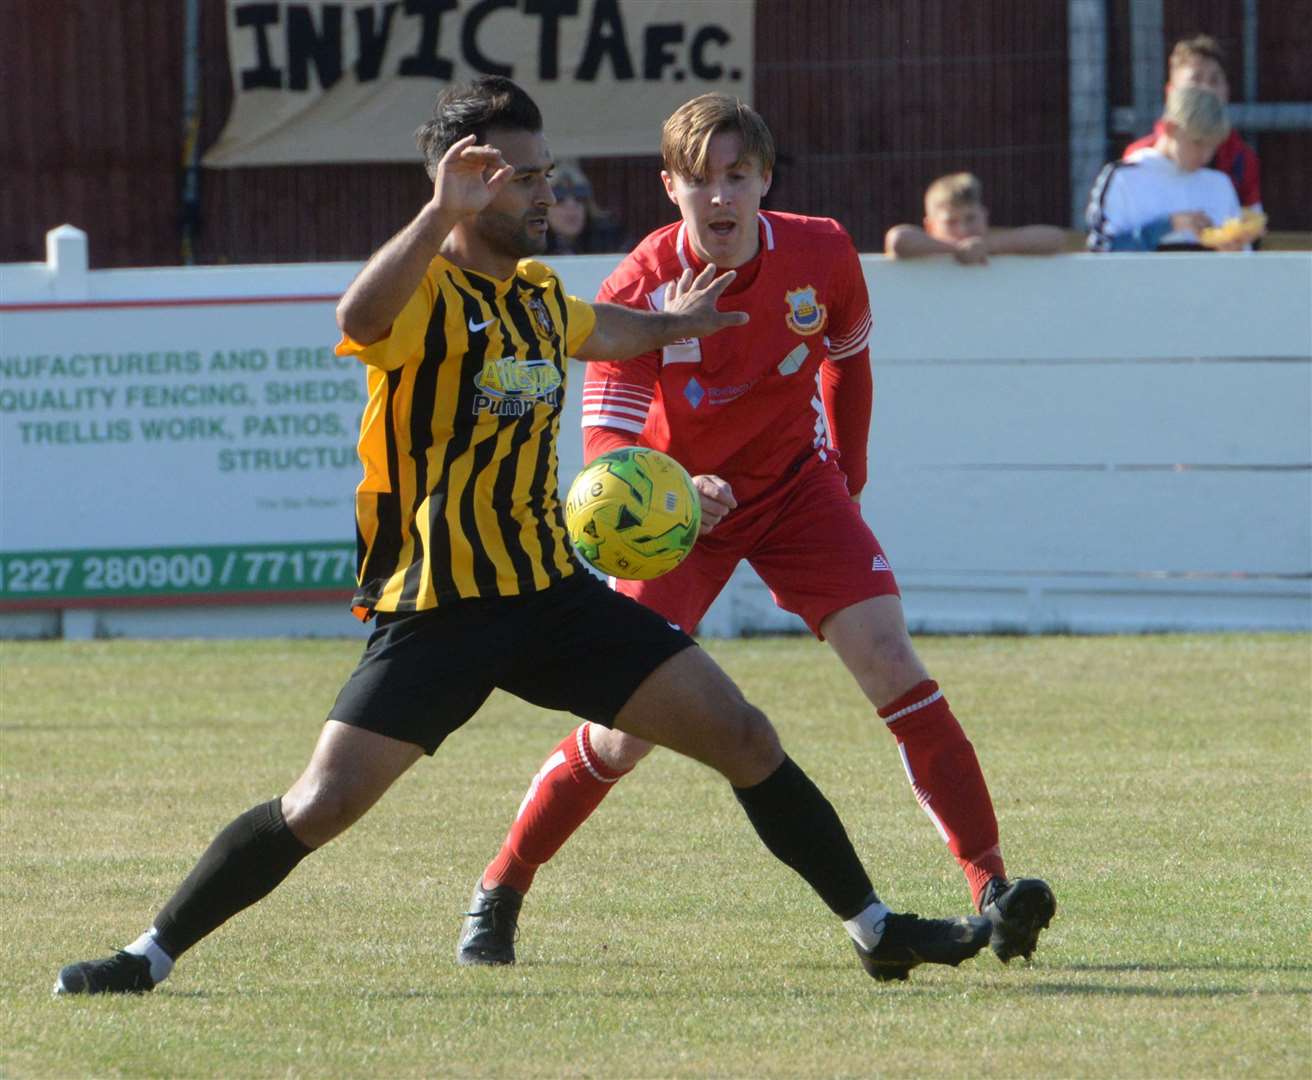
[429,134,515,221]
[692,474,737,535]
[663,264,750,339]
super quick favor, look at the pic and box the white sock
[124,929,175,984]
[843,899,893,950]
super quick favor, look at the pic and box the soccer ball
[564,447,701,580]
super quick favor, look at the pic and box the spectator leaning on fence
[884,173,1067,265]
[1087,86,1250,252]
[1122,33,1262,214]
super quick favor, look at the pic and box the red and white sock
[879,680,1006,910]
[481,724,629,895]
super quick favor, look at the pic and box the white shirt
[1088,148,1241,250]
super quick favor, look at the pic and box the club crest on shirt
[784,286,827,336]
[521,290,555,338]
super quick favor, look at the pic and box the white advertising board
[1,282,363,609]
[2,233,1309,637]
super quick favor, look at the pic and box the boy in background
[1122,33,1261,213]
[1087,86,1254,252]
[884,173,1067,265]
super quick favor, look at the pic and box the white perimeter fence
[1,228,1308,639]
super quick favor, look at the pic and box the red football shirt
[581,211,872,506]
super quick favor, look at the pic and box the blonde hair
[1163,85,1230,140]
[661,93,775,180]
[924,172,983,215]
[1169,33,1225,74]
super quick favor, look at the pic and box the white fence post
[45,225,90,301]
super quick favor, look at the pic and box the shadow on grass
[1032,983,1311,998]
[123,960,1312,1002]
[145,981,1311,1004]
[1057,961,1312,975]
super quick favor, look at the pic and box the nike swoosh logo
[468,317,496,333]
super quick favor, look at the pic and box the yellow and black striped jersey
[336,255,596,616]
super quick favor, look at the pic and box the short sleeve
[826,228,873,361]
[563,294,597,356]
[334,272,438,371]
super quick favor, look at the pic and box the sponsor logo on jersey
[707,381,754,405]
[785,286,827,336]
[684,376,706,409]
[473,357,561,416]
[872,554,891,572]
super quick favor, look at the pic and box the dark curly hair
[415,77,543,179]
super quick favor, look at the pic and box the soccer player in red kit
[458,94,1055,968]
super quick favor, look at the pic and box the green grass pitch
[1,633,1308,1078]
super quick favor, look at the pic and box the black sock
[152,798,314,958]
[734,756,876,920]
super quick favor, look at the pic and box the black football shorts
[327,570,697,754]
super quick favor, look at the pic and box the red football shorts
[614,454,899,638]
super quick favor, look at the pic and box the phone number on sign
[0,547,355,597]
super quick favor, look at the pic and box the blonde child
[1087,86,1252,251]
[885,173,1066,265]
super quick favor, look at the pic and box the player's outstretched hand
[663,264,750,339]
[429,133,515,222]
[693,474,737,535]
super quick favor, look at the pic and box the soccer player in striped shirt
[55,77,993,996]
[461,94,1055,969]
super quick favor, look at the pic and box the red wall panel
[2,0,1306,269]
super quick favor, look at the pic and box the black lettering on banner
[524,0,578,81]
[355,2,401,82]
[236,2,282,89]
[462,0,515,77]
[690,24,733,80]
[232,1,742,100]
[575,0,633,82]
[287,3,344,90]
[643,23,683,80]
[400,0,458,79]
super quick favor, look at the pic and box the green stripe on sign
[0,543,356,600]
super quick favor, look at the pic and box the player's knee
[589,724,654,771]
[281,781,366,847]
[723,701,784,778]
[853,631,928,705]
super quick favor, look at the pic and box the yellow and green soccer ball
[564,447,701,580]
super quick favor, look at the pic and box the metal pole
[1068,0,1109,228]
[180,0,203,265]
[1242,0,1259,105]
[1130,0,1164,137]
